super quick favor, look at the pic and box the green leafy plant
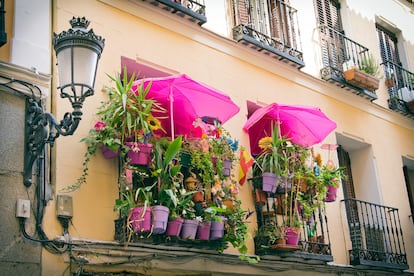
[359,54,381,78]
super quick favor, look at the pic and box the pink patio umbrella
[133,74,240,138]
[243,102,337,155]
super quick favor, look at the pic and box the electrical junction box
[16,199,30,218]
[56,194,73,218]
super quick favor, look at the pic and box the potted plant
[343,54,381,91]
[384,67,395,88]
[319,161,346,202]
[100,67,166,166]
[254,127,289,193]
[255,221,286,250]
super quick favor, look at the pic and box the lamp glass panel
[56,47,72,93]
[72,47,98,89]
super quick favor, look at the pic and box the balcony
[382,60,414,119]
[318,25,378,101]
[232,0,304,68]
[252,181,333,263]
[142,0,206,26]
[342,198,408,270]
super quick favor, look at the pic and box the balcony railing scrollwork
[382,60,414,118]
[342,198,408,270]
[142,0,206,25]
[232,0,304,68]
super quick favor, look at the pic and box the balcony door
[314,0,345,70]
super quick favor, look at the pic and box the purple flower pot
[180,219,199,240]
[125,142,152,166]
[129,206,151,233]
[152,205,170,234]
[100,145,119,159]
[196,221,211,240]
[222,159,232,177]
[210,217,225,240]
[166,217,184,237]
[324,185,338,202]
[262,172,277,193]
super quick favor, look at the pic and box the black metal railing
[145,0,206,25]
[232,0,304,67]
[253,183,332,262]
[319,24,373,80]
[342,198,408,270]
[382,60,414,115]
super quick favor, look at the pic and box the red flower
[94,121,106,132]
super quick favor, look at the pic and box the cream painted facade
[1,0,414,275]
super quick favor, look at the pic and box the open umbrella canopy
[134,74,240,138]
[243,103,337,155]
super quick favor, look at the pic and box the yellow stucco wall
[42,0,414,274]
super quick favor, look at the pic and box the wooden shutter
[269,0,295,48]
[233,0,251,25]
[376,24,400,64]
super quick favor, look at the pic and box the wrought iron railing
[232,0,304,66]
[145,0,206,25]
[253,184,332,262]
[382,60,414,115]
[342,198,408,270]
[318,24,373,80]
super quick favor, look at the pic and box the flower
[258,136,273,150]
[146,114,166,133]
[94,121,106,132]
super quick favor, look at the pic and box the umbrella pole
[169,85,174,139]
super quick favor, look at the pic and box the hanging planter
[180,219,199,240]
[222,159,232,177]
[210,217,225,240]
[343,68,379,91]
[166,217,184,237]
[285,227,300,246]
[262,172,278,193]
[129,206,151,233]
[126,142,153,166]
[324,185,338,202]
[100,145,120,159]
[152,205,170,234]
[196,221,212,240]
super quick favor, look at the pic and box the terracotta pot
[193,191,204,202]
[343,68,379,91]
[254,189,267,204]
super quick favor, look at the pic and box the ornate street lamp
[23,17,105,187]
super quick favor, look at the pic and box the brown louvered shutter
[233,0,251,25]
[269,0,295,48]
[376,24,400,65]
[314,0,344,68]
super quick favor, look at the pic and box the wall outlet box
[16,199,30,218]
[56,194,73,218]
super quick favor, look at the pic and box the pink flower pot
[125,142,152,166]
[262,172,277,193]
[324,185,338,202]
[285,227,300,245]
[129,206,151,233]
[152,205,170,234]
[196,221,211,240]
[180,219,198,240]
[166,217,184,237]
[100,145,119,159]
